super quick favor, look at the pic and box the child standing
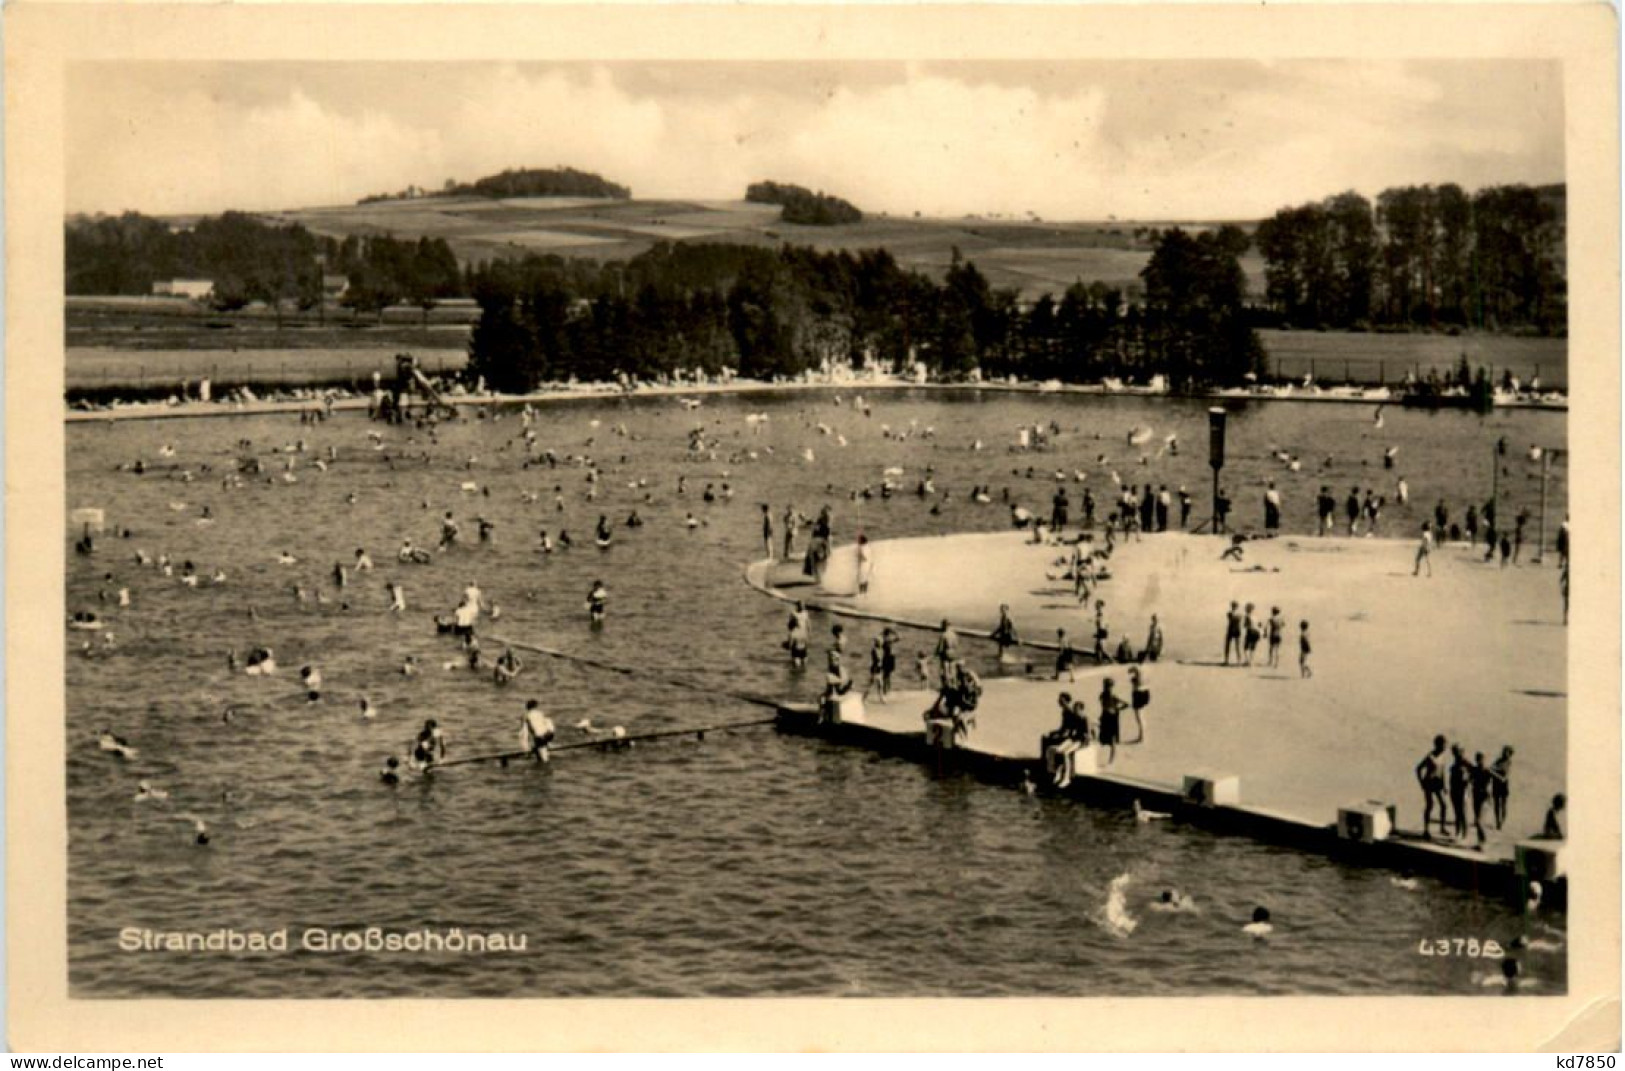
[1298,620,1313,678]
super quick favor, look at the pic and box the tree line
[359,166,631,204]
[463,228,1263,393]
[745,181,864,226]
[1253,182,1564,334]
[65,211,465,318]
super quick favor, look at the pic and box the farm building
[151,278,214,300]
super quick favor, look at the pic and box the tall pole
[1535,449,1553,564]
[1490,439,1501,542]
[1208,407,1226,535]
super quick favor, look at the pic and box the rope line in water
[487,634,785,710]
[432,715,781,770]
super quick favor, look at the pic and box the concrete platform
[749,529,1567,900]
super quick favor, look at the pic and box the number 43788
[1417,937,1504,958]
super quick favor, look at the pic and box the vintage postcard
[5,2,1619,1053]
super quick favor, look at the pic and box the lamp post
[1208,407,1227,534]
[1532,445,1562,564]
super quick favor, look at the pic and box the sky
[66,60,1564,221]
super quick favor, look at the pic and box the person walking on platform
[1263,481,1282,533]
[1414,522,1434,577]
[1092,601,1112,664]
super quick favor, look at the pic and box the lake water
[66,388,1567,997]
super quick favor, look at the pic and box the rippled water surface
[66,389,1567,997]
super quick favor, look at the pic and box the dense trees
[66,212,327,311]
[1255,183,1564,334]
[463,230,1261,391]
[745,181,864,226]
[360,166,631,204]
[65,211,465,319]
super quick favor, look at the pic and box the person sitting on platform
[1041,692,1091,788]
[926,656,982,741]
[1539,793,1566,840]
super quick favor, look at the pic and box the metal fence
[65,351,469,394]
[1264,353,1567,391]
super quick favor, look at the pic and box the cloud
[66,61,1563,220]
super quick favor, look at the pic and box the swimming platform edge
[744,548,1567,911]
[771,701,1564,910]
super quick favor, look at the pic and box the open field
[67,300,476,354]
[259,195,1268,300]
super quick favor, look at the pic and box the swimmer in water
[587,580,608,626]
[493,647,523,686]
[1242,906,1273,937]
[1149,889,1195,913]
[299,665,323,702]
[412,719,446,768]
[1133,798,1171,823]
[134,780,169,803]
[175,813,210,846]
[522,700,556,764]
[97,731,137,759]
[380,757,402,785]
[358,696,377,720]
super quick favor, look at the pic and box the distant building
[322,274,350,299]
[153,278,214,300]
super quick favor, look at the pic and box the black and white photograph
[7,2,1619,1053]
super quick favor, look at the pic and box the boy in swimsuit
[1491,746,1514,830]
[1242,604,1261,665]
[862,638,886,702]
[1097,678,1125,765]
[1266,608,1285,668]
[1127,665,1151,745]
[1415,735,1449,840]
[1298,620,1312,677]
[1448,744,1471,840]
[1224,602,1243,665]
[1415,522,1435,577]
[879,627,899,700]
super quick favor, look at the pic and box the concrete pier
[750,529,1567,905]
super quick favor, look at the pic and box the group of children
[1222,601,1311,677]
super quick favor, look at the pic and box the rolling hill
[258,195,1267,301]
